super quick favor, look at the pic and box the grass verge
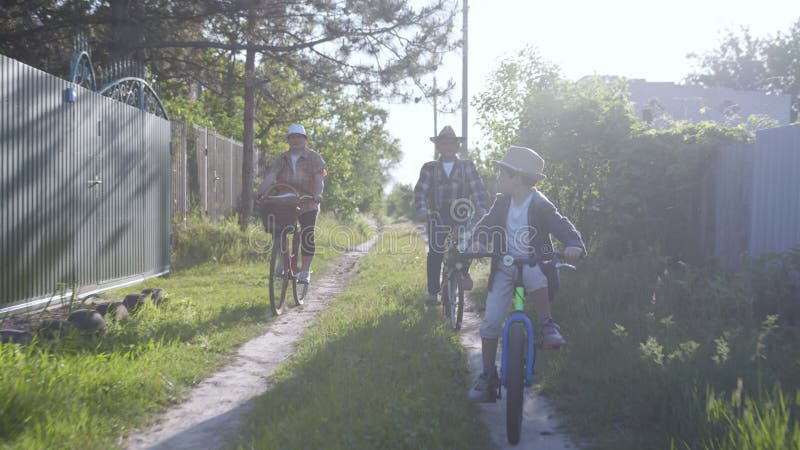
[233,224,492,449]
[0,214,374,450]
[541,254,800,450]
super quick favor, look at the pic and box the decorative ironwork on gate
[67,33,169,120]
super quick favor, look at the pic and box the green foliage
[385,183,416,219]
[541,254,800,449]
[705,386,800,450]
[310,98,401,219]
[741,248,800,326]
[600,122,747,261]
[0,213,370,448]
[171,213,376,270]
[473,45,561,150]
[234,225,491,449]
[687,18,800,122]
[475,48,750,261]
[171,214,270,269]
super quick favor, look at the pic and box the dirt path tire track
[459,296,577,449]
[125,236,379,450]
[415,222,576,449]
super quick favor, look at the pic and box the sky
[385,0,800,188]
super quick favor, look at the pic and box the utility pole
[461,0,469,159]
[433,76,438,159]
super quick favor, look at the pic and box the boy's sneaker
[468,370,499,403]
[297,270,311,284]
[541,319,566,347]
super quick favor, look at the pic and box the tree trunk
[238,15,257,230]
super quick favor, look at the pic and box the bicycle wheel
[295,280,307,306]
[289,231,305,307]
[440,269,451,318]
[269,234,289,316]
[506,321,525,444]
[450,272,465,330]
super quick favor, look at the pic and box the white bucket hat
[287,123,307,138]
[491,145,547,182]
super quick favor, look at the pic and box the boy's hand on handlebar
[563,246,583,263]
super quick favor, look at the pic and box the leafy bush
[542,251,800,448]
[171,215,271,269]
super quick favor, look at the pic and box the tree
[686,19,800,122]
[473,45,561,151]
[386,183,415,219]
[1,0,460,227]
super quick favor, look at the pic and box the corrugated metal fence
[711,125,800,270]
[750,126,800,256]
[169,121,246,223]
[1,55,171,313]
[193,124,245,221]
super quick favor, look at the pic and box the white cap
[287,124,307,137]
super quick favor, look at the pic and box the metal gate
[1,55,171,313]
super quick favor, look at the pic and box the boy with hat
[414,126,490,305]
[467,145,586,403]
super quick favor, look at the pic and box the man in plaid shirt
[414,126,489,305]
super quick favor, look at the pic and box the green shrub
[545,252,800,449]
[171,215,271,269]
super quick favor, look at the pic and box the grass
[0,213,374,450]
[233,224,492,449]
[7,210,795,449]
[539,254,800,449]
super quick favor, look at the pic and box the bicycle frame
[276,226,302,277]
[500,283,536,387]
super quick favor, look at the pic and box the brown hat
[430,125,461,143]
[491,146,547,182]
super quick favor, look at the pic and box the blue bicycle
[452,251,575,444]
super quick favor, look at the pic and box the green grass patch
[0,213,375,450]
[541,255,800,449]
[234,224,491,450]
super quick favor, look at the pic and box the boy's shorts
[480,262,548,339]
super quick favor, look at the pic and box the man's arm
[256,172,276,197]
[413,164,432,221]
[313,171,324,203]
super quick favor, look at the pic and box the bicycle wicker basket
[258,183,303,231]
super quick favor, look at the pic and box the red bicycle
[258,183,312,316]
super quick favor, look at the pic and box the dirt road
[125,227,576,449]
[125,237,378,450]
[459,298,578,449]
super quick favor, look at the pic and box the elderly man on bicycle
[467,145,586,402]
[256,123,327,284]
[414,125,489,305]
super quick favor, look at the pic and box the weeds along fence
[705,124,800,271]
[1,55,171,314]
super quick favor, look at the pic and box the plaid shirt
[265,148,327,213]
[413,158,489,217]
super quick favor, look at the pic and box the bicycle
[440,225,473,330]
[257,183,313,316]
[451,250,575,445]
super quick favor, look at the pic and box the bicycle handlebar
[449,251,576,270]
[257,183,315,206]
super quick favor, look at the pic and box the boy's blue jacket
[474,190,587,299]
